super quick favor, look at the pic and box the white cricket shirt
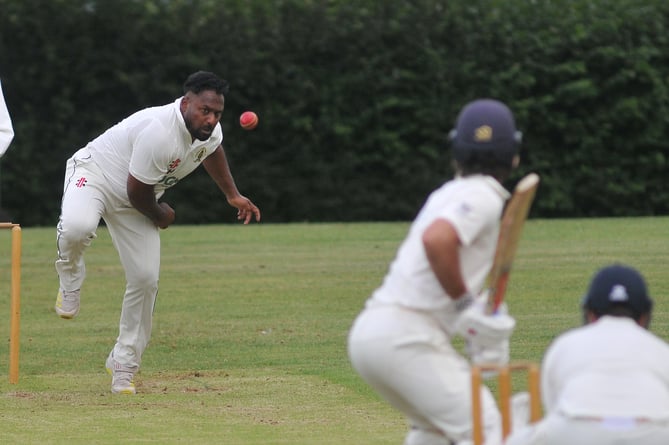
[87,98,223,202]
[369,174,509,333]
[0,81,14,157]
[542,316,669,420]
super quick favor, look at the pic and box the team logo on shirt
[457,202,472,216]
[194,148,207,162]
[167,159,181,173]
[158,159,182,187]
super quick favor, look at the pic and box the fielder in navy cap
[506,263,669,445]
[582,263,653,326]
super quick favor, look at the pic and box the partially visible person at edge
[348,99,523,445]
[0,79,14,156]
[54,71,260,394]
[506,264,669,445]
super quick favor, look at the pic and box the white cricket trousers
[56,147,160,369]
[348,304,503,445]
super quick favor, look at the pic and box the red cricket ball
[240,111,258,130]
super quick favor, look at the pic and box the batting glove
[454,299,515,348]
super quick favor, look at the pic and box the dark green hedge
[1,0,667,226]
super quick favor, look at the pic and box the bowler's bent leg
[55,157,104,293]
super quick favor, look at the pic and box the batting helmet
[582,264,653,317]
[449,99,522,167]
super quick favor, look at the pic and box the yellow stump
[471,361,542,445]
[0,223,21,384]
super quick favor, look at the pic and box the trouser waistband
[559,411,669,425]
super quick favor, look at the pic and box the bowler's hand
[155,202,176,229]
[228,195,261,224]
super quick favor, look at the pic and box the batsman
[348,99,526,445]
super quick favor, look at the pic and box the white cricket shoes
[105,353,138,395]
[55,289,80,319]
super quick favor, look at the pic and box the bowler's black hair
[183,71,229,96]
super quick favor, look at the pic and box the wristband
[454,292,474,313]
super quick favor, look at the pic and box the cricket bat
[485,172,540,314]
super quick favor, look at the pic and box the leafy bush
[0,0,667,225]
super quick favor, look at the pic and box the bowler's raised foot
[55,288,81,319]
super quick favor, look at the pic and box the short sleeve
[128,119,173,185]
[439,191,502,246]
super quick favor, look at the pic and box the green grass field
[0,218,667,444]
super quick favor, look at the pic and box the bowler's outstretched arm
[203,145,260,224]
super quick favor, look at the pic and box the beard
[193,127,213,141]
[185,119,213,141]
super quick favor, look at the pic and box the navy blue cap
[582,264,653,315]
[449,99,522,165]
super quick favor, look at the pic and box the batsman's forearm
[429,253,468,299]
[423,219,469,299]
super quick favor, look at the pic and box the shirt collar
[458,174,511,200]
[484,175,511,200]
